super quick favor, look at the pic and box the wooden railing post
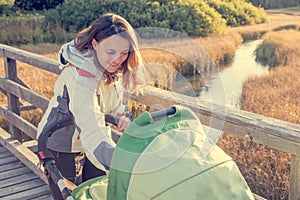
[290,155,300,200]
[4,57,22,142]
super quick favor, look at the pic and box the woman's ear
[92,39,98,49]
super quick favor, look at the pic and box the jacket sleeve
[98,79,126,117]
[108,80,133,120]
[66,68,116,171]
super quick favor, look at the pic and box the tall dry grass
[225,30,300,199]
[242,30,300,123]
[213,12,300,200]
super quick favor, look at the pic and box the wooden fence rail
[1,44,300,199]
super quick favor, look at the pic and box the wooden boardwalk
[0,144,53,200]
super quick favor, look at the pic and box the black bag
[39,85,76,153]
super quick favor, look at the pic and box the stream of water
[198,39,269,109]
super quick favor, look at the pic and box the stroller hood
[73,105,254,200]
[107,105,254,200]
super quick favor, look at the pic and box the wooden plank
[4,185,52,200]
[0,161,24,172]
[30,193,53,200]
[0,166,31,180]
[0,156,18,165]
[0,178,46,197]
[0,150,13,158]
[0,146,7,152]
[289,155,300,200]
[0,44,60,75]
[0,104,37,139]
[0,78,49,111]
[23,139,38,152]
[0,128,48,183]
[4,56,22,141]
[0,173,38,188]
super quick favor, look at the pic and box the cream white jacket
[37,40,126,171]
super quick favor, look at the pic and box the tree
[14,0,64,11]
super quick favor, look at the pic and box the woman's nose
[111,54,123,64]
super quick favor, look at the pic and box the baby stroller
[38,104,255,200]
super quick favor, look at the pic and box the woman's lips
[109,63,119,68]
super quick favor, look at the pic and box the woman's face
[92,34,130,73]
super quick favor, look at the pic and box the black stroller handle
[150,106,177,121]
[104,106,176,126]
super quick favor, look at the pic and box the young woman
[37,13,145,200]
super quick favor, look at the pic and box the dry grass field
[222,11,300,200]
[235,29,300,199]
[0,9,300,199]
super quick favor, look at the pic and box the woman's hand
[117,115,131,131]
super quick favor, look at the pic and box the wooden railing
[0,44,300,199]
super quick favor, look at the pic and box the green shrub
[255,41,279,67]
[273,24,299,32]
[0,15,43,45]
[14,0,64,11]
[241,31,267,42]
[180,0,227,36]
[1,0,268,45]
[206,0,267,26]
[237,0,267,24]
[0,14,72,45]
[0,0,15,15]
[44,0,227,38]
